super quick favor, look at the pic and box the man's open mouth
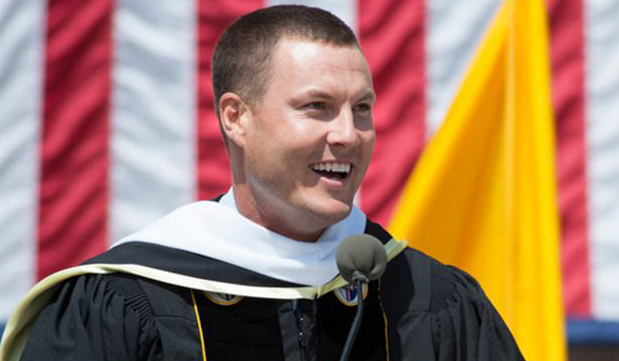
[309,162,352,180]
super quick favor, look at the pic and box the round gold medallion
[203,291,244,306]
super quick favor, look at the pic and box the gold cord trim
[190,290,207,361]
[378,278,390,361]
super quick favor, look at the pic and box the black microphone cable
[336,235,387,361]
[339,276,366,361]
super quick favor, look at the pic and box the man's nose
[326,108,360,148]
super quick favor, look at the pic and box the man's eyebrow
[358,91,376,102]
[301,89,335,100]
[299,89,376,102]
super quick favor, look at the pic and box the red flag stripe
[197,0,264,201]
[549,0,592,316]
[38,0,113,279]
[358,0,427,225]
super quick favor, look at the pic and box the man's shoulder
[364,218,459,284]
[365,220,484,314]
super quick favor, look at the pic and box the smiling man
[220,37,375,242]
[2,5,523,361]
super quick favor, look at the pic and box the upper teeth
[310,163,351,173]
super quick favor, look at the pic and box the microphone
[336,235,388,361]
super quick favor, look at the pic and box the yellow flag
[388,1,566,360]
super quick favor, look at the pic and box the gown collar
[114,188,367,286]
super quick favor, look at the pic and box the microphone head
[336,234,388,283]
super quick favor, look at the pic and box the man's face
[235,38,376,241]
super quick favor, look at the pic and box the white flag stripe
[109,0,198,244]
[0,0,45,320]
[585,0,619,320]
[266,0,357,33]
[426,0,501,135]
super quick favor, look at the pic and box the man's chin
[308,201,353,225]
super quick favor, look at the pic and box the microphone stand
[339,273,367,361]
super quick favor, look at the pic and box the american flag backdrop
[0,0,618,346]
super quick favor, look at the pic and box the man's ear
[219,92,250,148]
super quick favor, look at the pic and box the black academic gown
[17,220,524,361]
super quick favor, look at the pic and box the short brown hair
[212,5,360,120]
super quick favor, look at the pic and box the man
[0,5,524,361]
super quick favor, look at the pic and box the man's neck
[221,187,326,242]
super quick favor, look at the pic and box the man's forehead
[271,38,368,73]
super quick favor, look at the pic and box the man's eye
[353,103,372,112]
[304,102,327,110]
